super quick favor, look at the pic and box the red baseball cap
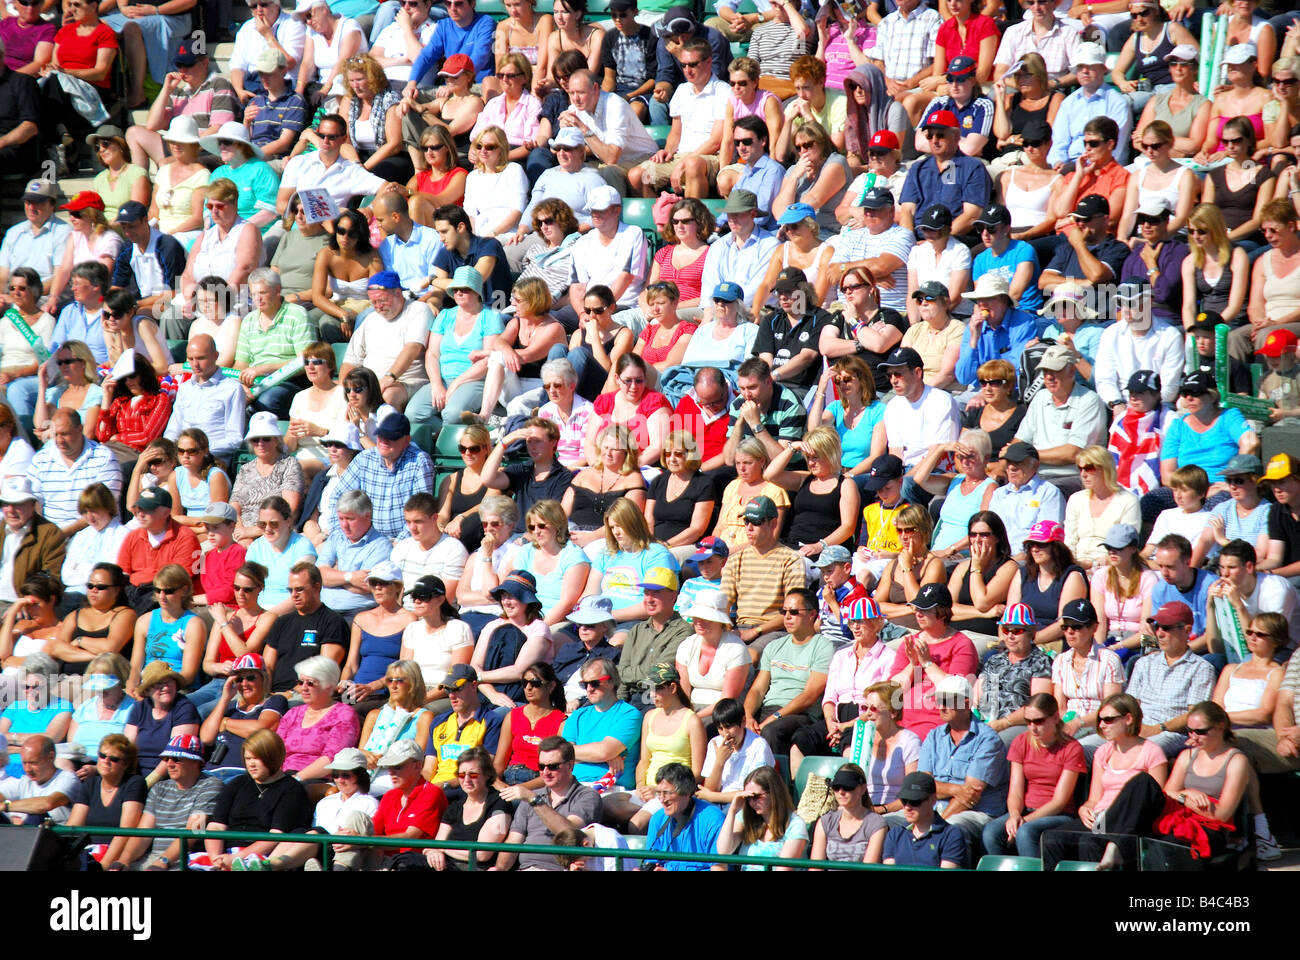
[59,191,105,213]
[867,130,900,151]
[922,109,959,130]
[1259,329,1299,358]
[438,54,475,78]
[1149,601,1194,628]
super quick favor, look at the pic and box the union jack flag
[1108,407,1169,496]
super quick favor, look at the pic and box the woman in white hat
[674,589,748,723]
[230,412,305,545]
[203,122,281,234]
[1197,43,1272,166]
[1039,284,1102,383]
[146,115,211,242]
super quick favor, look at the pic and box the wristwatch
[528,795,547,807]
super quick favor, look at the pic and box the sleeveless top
[1136,164,1183,222]
[192,219,255,282]
[1019,563,1085,628]
[931,475,996,552]
[652,244,708,303]
[638,319,698,366]
[144,609,199,673]
[1005,170,1057,230]
[569,482,626,530]
[66,611,122,674]
[1132,24,1176,88]
[215,615,258,664]
[507,705,566,769]
[1261,250,1300,324]
[643,708,694,785]
[780,241,827,304]
[954,559,1016,636]
[511,321,555,380]
[1150,90,1208,140]
[415,166,468,206]
[1194,260,1234,317]
[354,627,404,685]
[1008,92,1051,135]
[1208,164,1274,236]
[818,807,888,863]
[175,464,230,516]
[330,274,370,300]
[1182,747,1242,799]
[731,88,776,122]
[1214,112,1265,151]
[443,791,512,855]
[446,470,487,553]
[787,474,845,548]
[1222,673,1268,717]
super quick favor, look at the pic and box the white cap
[1135,197,1172,218]
[1223,42,1258,66]
[1163,44,1197,63]
[587,185,622,211]
[1076,42,1106,66]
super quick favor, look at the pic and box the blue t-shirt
[246,532,317,607]
[644,798,725,871]
[2,700,73,777]
[562,700,643,788]
[883,816,969,867]
[514,540,590,619]
[70,697,134,757]
[828,399,886,467]
[592,543,680,611]
[429,306,505,384]
[1150,567,1214,636]
[1207,498,1271,562]
[1041,322,1104,386]
[972,240,1042,313]
[1160,407,1250,483]
[126,695,201,770]
[740,813,809,870]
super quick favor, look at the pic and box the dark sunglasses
[523,678,547,688]
[458,444,482,454]
[978,378,1007,387]
[1023,138,1047,148]
[98,752,123,762]
[1221,137,1245,146]
[581,676,610,689]
[1082,139,1106,148]
[733,137,756,146]
[538,762,566,771]
[1185,725,1214,736]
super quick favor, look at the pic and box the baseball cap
[609,0,636,11]
[1127,369,1161,396]
[136,488,172,511]
[1021,118,1051,143]
[1164,43,1198,63]
[1189,310,1223,335]
[911,280,948,302]
[910,582,952,611]
[1263,454,1300,482]
[22,179,57,202]
[1001,442,1039,463]
[1223,453,1263,478]
[974,204,1011,229]
[549,126,587,150]
[174,35,205,66]
[60,191,105,213]
[1036,343,1078,371]
[647,662,680,686]
[232,653,265,673]
[378,740,425,767]
[196,502,238,525]
[921,109,958,130]
[1100,523,1139,550]
[897,771,937,803]
[916,204,953,232]
[773,266,808,293]
[742,495,779,523]
[638,567,679,592]
[1024,520,1064,544]
[255,46,287,73]
[442,663,480,690]
[1260,329,1299,358]
[321,424,363,451]
[830,765,867,791]
[778,202,818,226]
[1076,41,1106,65]
[115,200,149,224]
[857,187,895,210]
[366,560,404,584]
[1178,371,1216,396]
[587,185,622,211]
[712,281,743,303]
[1149,601,1194,627]
[1135,197,1172,220]
[1223,42,1258,65]
[375,412,411,440]
[159,735,205,762]
[867,130,899,151]
[325,748,369,771]
[934,674,973,702]
[405,575,447,602]
[367,270,402,290]
[945,55,977,81]
[1072,194,1109,220]
[862,453,903,491]
[438,53,475,78]
[1060,598,1099,626]
[878,346,923,370]
[655,4,696,37]
[814,544,852,567]
[689,536,730,562]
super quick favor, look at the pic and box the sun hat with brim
[83,674,121,692]
[159,735,205,762]
[1039,283,1097,319]
[0,476,39,505]
[446,265,484,297]
[195,502,238,525]
[138,661,185,697]
[161,115,201,145]
[321,424,363,452]
[684,589,732,625]
[1100,523,1139,550]
[569,595,615,625]
[491,571,540,606]
[199,120,265,160]
[60,191,105,213]
[326,747,369,771]
[378,740,424,767]
[722,189,759,214]
[86,125,125,149]
[244,410,282,441]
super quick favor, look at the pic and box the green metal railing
[48,825,942,872]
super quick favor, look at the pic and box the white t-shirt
[700,728,774,793]
[0,436,34,479]
[0,768,79,824]
[906,239,972,316]
[313,789,379,833]
[228,12,307,82]
[882,385,961,467]
[392,534,470,608]
[570,222,648,309]
[675,632,750,711]
[669,77,728,156]
[342,300,432,386]
[400,618,475,688]
[372,18,437,85]
[1147,507,1210,554]
[1243,573,1300,652]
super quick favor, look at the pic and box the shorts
[637,154,721,188]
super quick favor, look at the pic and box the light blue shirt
[1041,321,1104,387]
[918,716,1008,816]
[30,439,121,527]
[164,371,248,458]
[523,166,610,228]
[988,471,1065,555]
[317,525,393,613]
[379,223,444,292]
[1048,84,1133,166]
[0,216,72,283]
[721,155,785,232]
[51,302,108,363]
[699,226,779,306]
[246,531,318,607]
[972,240,1042,314]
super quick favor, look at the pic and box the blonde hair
[603,496,652,554]
[496,51,533,87]
[596,423,640,476]
[344,53,388,97]
[1189,203,1231,270]
[1077,444,1122,495]
[59,340,99,386]
[803,425,843,473]
[471,125,511,173]
[511,276,553,317]
[660,429,701,472]
[1016,52,1048,89]
[526,498,571,546]
[894,503,933,543]
[204,178,239,206]
[384,659,427,710]
[957,427,991,461]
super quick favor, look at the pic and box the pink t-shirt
[890,631,980,739]
[1009,732,1087,812]
[731,88,777,121]
[1090,568,1158,637]
[653,244,708,303]
[1093,738,1167,813]
[824,21,877,91]
[277,702,360,774]
[638,319,698,366]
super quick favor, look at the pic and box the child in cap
[1258,329,1300,425]
[816,545,868,646]
[675,536,729,616]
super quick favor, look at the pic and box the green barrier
[1215,323,1273,421]
[49,824,944,872]
[179,358,306,400]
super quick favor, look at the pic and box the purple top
[0,17,57,72]
[731,88,777,123]
[823,21,876,92]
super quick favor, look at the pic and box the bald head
[373,192,409,219]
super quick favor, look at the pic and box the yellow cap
[1263,454,1300,482]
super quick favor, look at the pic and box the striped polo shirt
[235,301,317,368]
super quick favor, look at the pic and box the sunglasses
[499,72,524,80]
[671,217,695,226]
[1002,626,1030,635]
[1275,77,1300,87]
[1185,725,1214,736]
[1246,629,1276,639]
[1082,139,1106,149]
[1097,714,1125,725]
[978,378,1007,387]
[458,444,482,454]
[153,586,180,595]
[318,131,345,141]
[538,762,567,771]
[1221,137,1245,146]
[1023,138,1047,148]
[780,607,809,616]
[56,358,80,367]
[523,678,547,688]
[680,59,705,69]
[527,522,548,532]
[733,137,756,146]
[840,282,868,294]
[86,582,114,591]
[581,677,610,689]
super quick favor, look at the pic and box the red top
[415,166,468,207]
[653,244,709,303]
[672,394,730,464]
[889,631,980,739]
[95,392,173,451]
[54,21,118,89]
[201,540,248,611]
[372,780,448,852]
[592,389,671,454]
[638,319,698,366]
[1008,732,1087,813]
[507,705,566,770]
[117,521,202,586]
[935,14,999,65]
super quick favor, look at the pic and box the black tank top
[1008,92,1051,137]
[62,609,126,676]
[446,470,487,554]
[953,559,1016,636]
[1194,262,1235,319]
[1020,563,1085,629]
[569,483,626,530]
[786,474,847,548]
[1133,24,1176,88]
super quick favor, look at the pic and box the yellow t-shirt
[861,500,907,555]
